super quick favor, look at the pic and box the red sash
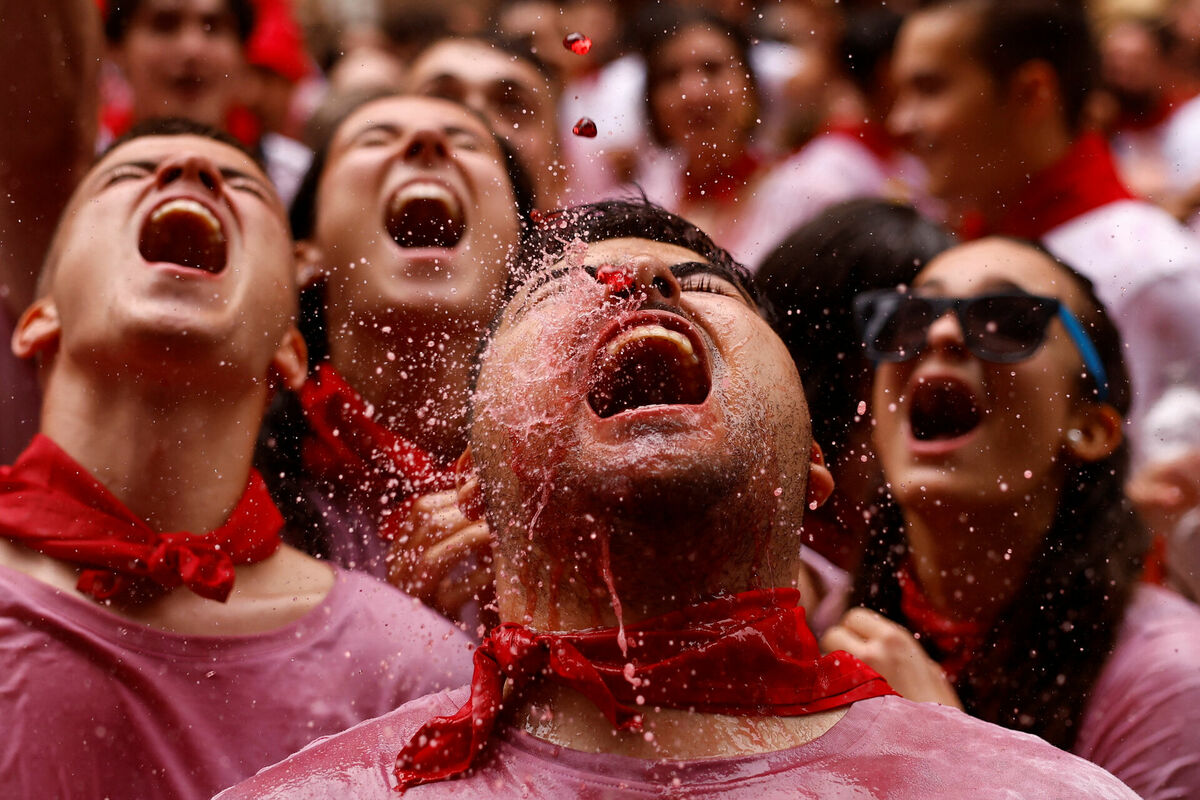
[0,435,282,602]
[898,565,986,684]
[961,133,1135,241]
[394,588,896,791]
[298,364,455,536]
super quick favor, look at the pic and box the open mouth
[138,198,227,274]
[587,317,711,419]
[385,182,466,249]
[908,377,982,441]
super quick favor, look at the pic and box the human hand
[820,607,963,708]
[386,472,494,625]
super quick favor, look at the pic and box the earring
[1066,429,1084,443]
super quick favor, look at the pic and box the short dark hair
[513,197,767,317]
[102,116,264,170]
[411,32,560,90]
[935,0,1098,133]
[104,0,257,44]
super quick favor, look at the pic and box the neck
[974,124,1073,226]
[496,490,814,630]
[37,356,267,533]
[899,491,1059,624]
[327,313,482,464]
[512,682,844,759]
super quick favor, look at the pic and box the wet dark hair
[757,198,954,471]
[929,0,1098,133]
[104,0,256,44]
[852,238,1148,750]
[512,197,765,317]
[841,8,905,94]
[639,6,761,148]
[102,116,264,171]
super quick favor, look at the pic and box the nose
[403,127,450,164]
[886,95,915,142]
[155,153,222,194]
[598,258,682,306]
[925,308,968,358]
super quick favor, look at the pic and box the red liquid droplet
[572,117,598,138]
[596,263,633,291]
[563,32,592,55]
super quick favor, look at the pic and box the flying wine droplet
[563,32,592,55]
[572,117,598,138]
[596,263,634,292]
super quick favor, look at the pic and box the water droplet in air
[1023,469,1033,479]
[572,117,598,138]
[857,400,867,415]
[563,32,592,55]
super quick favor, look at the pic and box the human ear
[1064,403,1123,462]
[1009,59,1060,122]
[269,326,308,392]
[294,240,326,288]
[12,297,61,360]
[805,441,836,510]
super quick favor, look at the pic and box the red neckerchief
[1112,89,1194,133]
[898,565,986,684]
[299,364,455,536]
[0,435,282,603]
[823,119,897,162]
[960,132,1136,241]
[394,588,896,791]
[683,150,764,203]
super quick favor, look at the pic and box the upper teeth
[150,198,222,235]
[389,182,460,213]
[606,325,697,363]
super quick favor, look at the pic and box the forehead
[411,41,548,93]
[895,7,983,77]
[658,25,741,67]
[94,133,259,174]
[918,239,1079,302]
[332,96,500,148]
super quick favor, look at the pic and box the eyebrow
[98,159,271,191]
[918,277,1026,295]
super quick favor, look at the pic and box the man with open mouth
[0,119,471,799]
[220,200,1137,799]
[259,94,534,627]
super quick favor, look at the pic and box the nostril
[161,166,184,184]
[651,276,673,297]
[199,171,217,191]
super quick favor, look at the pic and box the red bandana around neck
[961,132,1135,241]
[299,364,455,516]
[898,565,986,685]
[0,435,283,603]
[393,588,896,791]
[683,150,764,203]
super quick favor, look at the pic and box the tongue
[138,201,227,273]
[588,326,709,418]
[386,196,466,249]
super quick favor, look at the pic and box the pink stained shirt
[218,691,1139,799]
[0,563,473,800]
[1074,585,1200,800]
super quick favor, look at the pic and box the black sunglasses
[853,290,1109,400]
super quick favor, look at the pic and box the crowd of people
[2,0,1200,798]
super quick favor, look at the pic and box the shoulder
[1045,200,1200,282]
[1074,586,1200,799]
[840,696,1140,798]
[215,687,470,800]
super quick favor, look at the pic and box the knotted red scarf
[299,364,455,535]
[960,132,1135,241]
[394,588,896,791]
[0,435,282,603]
[898,565,986,685]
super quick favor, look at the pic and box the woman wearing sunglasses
[824,236,1200,800]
